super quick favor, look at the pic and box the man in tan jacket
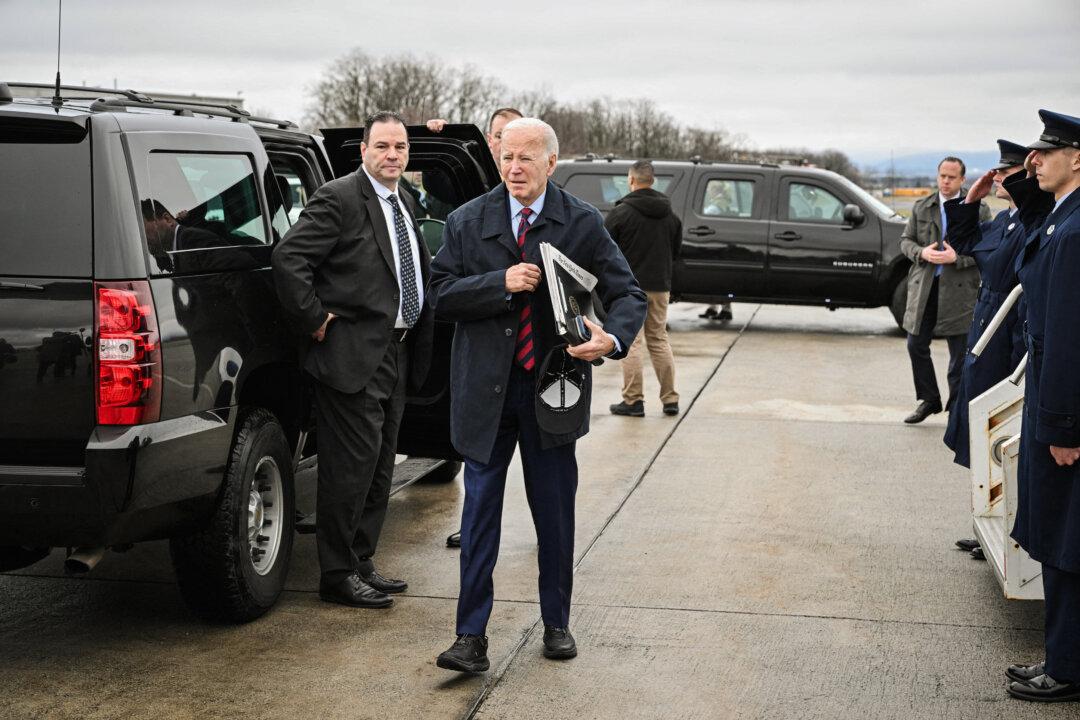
[900,156,990,424]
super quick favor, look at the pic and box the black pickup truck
[553,158,910,326]
[0,82,497,621]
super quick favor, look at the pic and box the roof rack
[3,82,298,130]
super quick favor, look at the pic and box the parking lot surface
[0,303,1066,719]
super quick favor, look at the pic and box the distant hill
[855,151,1001,178]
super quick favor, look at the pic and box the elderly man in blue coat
[1003,109,1080,704]
[429,117,646,672]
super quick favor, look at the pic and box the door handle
[688,226,716,236]
[773,231,802,241]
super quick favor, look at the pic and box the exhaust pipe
[64,546,107,575]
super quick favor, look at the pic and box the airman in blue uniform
[942,140,1036,470]
[1002,109,1080,703]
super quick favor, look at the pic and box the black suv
[0,83,497,621]
[553,158,910,326]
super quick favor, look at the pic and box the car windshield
[835,175,900,219]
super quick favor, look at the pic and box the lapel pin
[1008,223,1016,231]
[1047,224,1056,235]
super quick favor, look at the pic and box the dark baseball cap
[1026,109,1080,151]
[534,346,590,436]
[993,139,1029,170]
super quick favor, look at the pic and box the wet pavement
[0,303,1067,719]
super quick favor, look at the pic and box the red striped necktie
[515,207,535,371]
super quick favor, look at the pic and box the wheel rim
[247,456,284,576]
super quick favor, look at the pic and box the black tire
[889,279,907,331]
[420,460,462,484]
[169,408,295,623]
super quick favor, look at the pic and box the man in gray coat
[900,156,991,424]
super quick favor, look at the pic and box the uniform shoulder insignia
[1047,224,1056,235]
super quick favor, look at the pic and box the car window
[562,173,674,207]
[146,152,267,242]
[268,152,320,228]
[0,132,92,277]
[788,182,845,223]
[699,179,755,218]
[402,169,467,254]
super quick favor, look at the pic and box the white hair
[502,117,559,158]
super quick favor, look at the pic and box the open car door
[319,123,500,460]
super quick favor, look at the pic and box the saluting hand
[1050,446,1080,467]
[965,170,996,204]
[505,263,541,293]
[566,317,615,362]
[1024,150,1038,178]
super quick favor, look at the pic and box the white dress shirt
[362,167,425,328]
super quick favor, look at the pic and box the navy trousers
[456,365,578,636]
[907,277,966,408]
[1042,563,1080,683]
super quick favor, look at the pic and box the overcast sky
[3,0,1078,162]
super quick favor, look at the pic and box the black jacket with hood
[603,187,682,291]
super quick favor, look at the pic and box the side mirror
[842,204,865,227]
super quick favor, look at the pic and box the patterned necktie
[515,207,535,371]
[385,195,421,328]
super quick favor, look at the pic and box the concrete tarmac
[0,303,1066,719]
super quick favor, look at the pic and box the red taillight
[95,281,162,425]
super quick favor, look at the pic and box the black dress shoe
[955,538,980,551]
[319,573,392,608]
[663,403,679,416]
[698,307,718,319]
[970,546,986,560]
[1006,661,1046,683]
[360,569,407,594]
[1007,673,1080,702]
[903,400,942,424]
[610,401,645,417]
[446,531,461,548]
[717,307,733,321]
[436,634,489,673]
[542,625,577,660]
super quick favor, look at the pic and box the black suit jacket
[429,181,646,463]
[272,170,434,394]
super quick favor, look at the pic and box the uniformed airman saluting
[942,140,1040,472]
[1001,109,1080,704]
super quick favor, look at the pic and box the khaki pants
[621,290,678,405]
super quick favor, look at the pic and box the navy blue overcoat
[429,181,646,464]
[1010,176,1080,573]
[942,200,1029,467]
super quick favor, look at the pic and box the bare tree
[304,49,762,166]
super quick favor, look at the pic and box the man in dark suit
[430,118,646,672]
[272,111,434,609]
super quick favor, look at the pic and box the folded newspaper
[539,242,599,346]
